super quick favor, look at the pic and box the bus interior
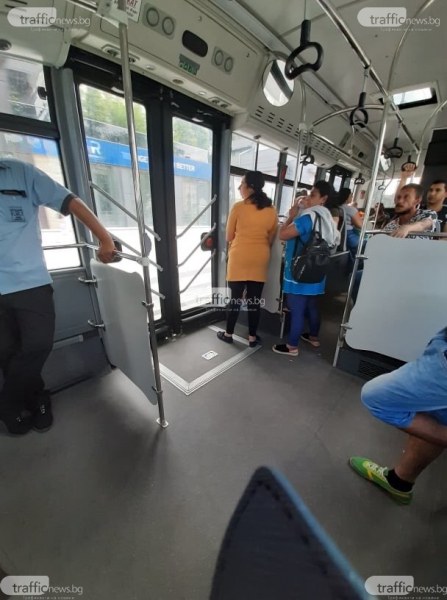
[0,0,446,598]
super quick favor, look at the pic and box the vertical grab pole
[333,99,390,368]
[280,79,307,339]
[117,0,168,427]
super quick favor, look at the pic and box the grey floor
[1,297,447,600]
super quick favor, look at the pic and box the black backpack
[292,213,331,284]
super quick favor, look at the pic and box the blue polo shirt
[282,214,326,296]
[0,159,75,294]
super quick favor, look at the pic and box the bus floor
[0,296,446,600]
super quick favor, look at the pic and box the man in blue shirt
[0,159,116,435]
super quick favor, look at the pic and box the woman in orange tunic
[217,171,278,347]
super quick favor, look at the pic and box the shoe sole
[348,459,412,505]
[32,424,53,433]
[300,336,321,348]
[272,346,299,356]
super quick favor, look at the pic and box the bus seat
[210,466,368,600]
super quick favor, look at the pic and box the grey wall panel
[42,335,110,392]
[52,269,99,340]
[346,235,447,362]
[90,261,158,405]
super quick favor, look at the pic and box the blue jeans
[347,229,360,261]
[287,294,320,347]
[361,328,447,428]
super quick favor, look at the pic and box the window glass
[286,156,317,187]
[333,175,342,192]
[79,84,161,318]
[231,133,257,170]
[0,57,50,121]
[279,186,294,218]
[257,144,279,176]
[0,131,80,269]
[229,174,243,209]
[173,117,213,312]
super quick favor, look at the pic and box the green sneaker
[349,457,413,505]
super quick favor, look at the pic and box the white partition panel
[263,236,283,314]
[90,260,158,405]
[346,235,447,362]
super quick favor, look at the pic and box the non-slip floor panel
[0,311,446,600]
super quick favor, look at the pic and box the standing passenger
[338,188,363,260]
[272,181,338,356]
[0,159,116,435]
[217,171,278,347]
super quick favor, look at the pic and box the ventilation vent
[254,105,264,118]
[286,123,293,133]
[358,360,389,380]
[266,111,275,124]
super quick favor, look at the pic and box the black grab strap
[285,20,324,80]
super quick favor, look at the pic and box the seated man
[426,179,447,235]
[349,327,447,505]
[383,183,437,238]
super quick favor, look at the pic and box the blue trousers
[361,328,447,427]
[286,294,321,347]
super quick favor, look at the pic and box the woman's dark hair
[245,170,272,209]
[336,187,352,206]
[313,180,335,205]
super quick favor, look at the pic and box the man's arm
[390,218,434,238]
[67,197,116,263]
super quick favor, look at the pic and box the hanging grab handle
[301,145,315,165]
[349,91,369,129]
[285,20,324,80]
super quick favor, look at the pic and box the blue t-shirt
[282,214,326,296]
[0,159,75,294]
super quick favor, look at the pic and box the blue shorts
[361,328,447,428]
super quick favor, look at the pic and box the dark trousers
[0,285,55,415]
[226,281,264,336]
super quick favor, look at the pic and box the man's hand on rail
[390,224,412,238]
[97,238,117,263]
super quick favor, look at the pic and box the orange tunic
[226,201,278,282]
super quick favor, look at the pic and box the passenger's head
[427,180,447,207]
[308,181,334,207]
[337,187,352,206]
[394,184,423,215]
[239,170,272,209]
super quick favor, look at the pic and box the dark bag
[292,213,331,283]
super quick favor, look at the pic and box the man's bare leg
[394,432,444,483]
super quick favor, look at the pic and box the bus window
[257,144,279,175]
[79,84,161,318]
[0,57,50,121]
[0,131,80,270]
[231,134,257,170]
[279,186,294,217]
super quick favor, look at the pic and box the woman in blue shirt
[272,181,338,356]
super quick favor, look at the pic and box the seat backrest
[210,466,369,600]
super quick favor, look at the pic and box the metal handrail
[179,251,216,294]
[106,232,163,271]
[177,224,216,267]
[90,182,161,241]
[315,0,420,154]
[42,241,164,270]
[365,230,447,238]
[176,195,217,239]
